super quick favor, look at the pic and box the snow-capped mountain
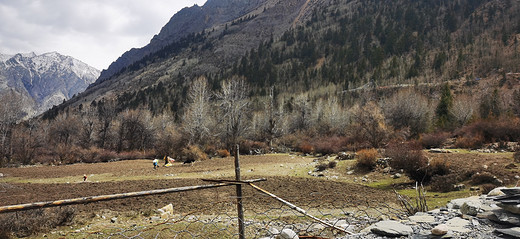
[0,52,100,118]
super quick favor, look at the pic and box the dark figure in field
[184,159,195,164]
[153,159,159,169]
[83,174,87,182]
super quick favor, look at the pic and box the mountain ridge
[0,52,100,118]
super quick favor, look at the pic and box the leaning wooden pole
[0,182,244,214]
[234,144,246,239]
[248,183,353,235]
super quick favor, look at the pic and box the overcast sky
[0,0,207,70]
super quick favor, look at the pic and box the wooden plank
[0,182,237,214]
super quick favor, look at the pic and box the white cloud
[0,0,207,70]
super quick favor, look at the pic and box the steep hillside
[0,52,99,118]
[56,0,520,118]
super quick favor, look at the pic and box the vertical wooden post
[234,144,245,239]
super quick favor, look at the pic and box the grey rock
[392,173,402,179]
[487,187,507,196]
[370,220,413,237]
[495,227,520,238]
[409,215,435,223]
[491,208,520,225]
[499,203,520,215]
[279,228,298,239]
[268,227,280,235]
[445,217,470,233]
[461,201,481,216]
[110,217,118,223]
[431,224,449,236]
[0,173,3,177]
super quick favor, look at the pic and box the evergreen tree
[436,83,454,128]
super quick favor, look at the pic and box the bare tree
[78,105,97,148]
[451,94,476,126]
[96,99,117,149]
[290,93,312,132]
[351,102,391,148]
[182,76,213,145]
[116,109,155,152]
[11,121,42,165]
[216,76,251,150]
[382,89,432,137]
[0,91,26,160]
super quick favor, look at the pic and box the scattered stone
[268,227,280,235]
[429,148,450,153]
[110,217,118,223]
[448,196,480,209]
[392,173,402,179]
[469,186,480,191]
[159,203,174,215]
[150,216,161,221]
[0,173,3,177]
[499,203,520,215]
[347,170,354,175]
[279,228,299,239]
[409,215,435,223]
[370,220,413,237]
[506,163,518,169]
[453,184,465,191]
[491,208,520,225]
[431,224,449,236]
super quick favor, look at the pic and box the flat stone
[370,220,413,237]
[499,203,520,215]
[495,227,520,238]
[431,224,449,236]
[268,227,279,235]
[445,217,470,233]
[491,208,520,226]
[409,215,435,223]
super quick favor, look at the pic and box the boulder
[370,220,413,237]
[488,187,507,197]
[431,224,449,236]
[448,196,480,209]
[279,229,299,239]
[461,201,482,216]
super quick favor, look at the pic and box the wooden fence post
[234,144,245,239]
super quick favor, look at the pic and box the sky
[0,0,207,70]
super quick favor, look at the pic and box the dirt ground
[0,154,396,216]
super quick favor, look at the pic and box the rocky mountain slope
[56,0,519,118]
[0,52,99,118]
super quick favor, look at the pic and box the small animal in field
[183,159,195,165]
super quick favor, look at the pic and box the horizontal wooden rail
[0,179,264,214]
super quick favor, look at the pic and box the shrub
[0,207,75,238]
[429,159,451,176]
[181,145,208,162]
[299,142,314,154]
[430,174,459,193]
[356,148,378,170]
[312,136,348,155]
[240,140,269,155]
[455,117,520,144]
[385,141,429,182]
[316,163,329,172]
[514,151,520,163]
[420,132,450,149]
[216,149,230,158]
[328,161,337,169]
[454,134,484,149]
[471,172,497,185]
